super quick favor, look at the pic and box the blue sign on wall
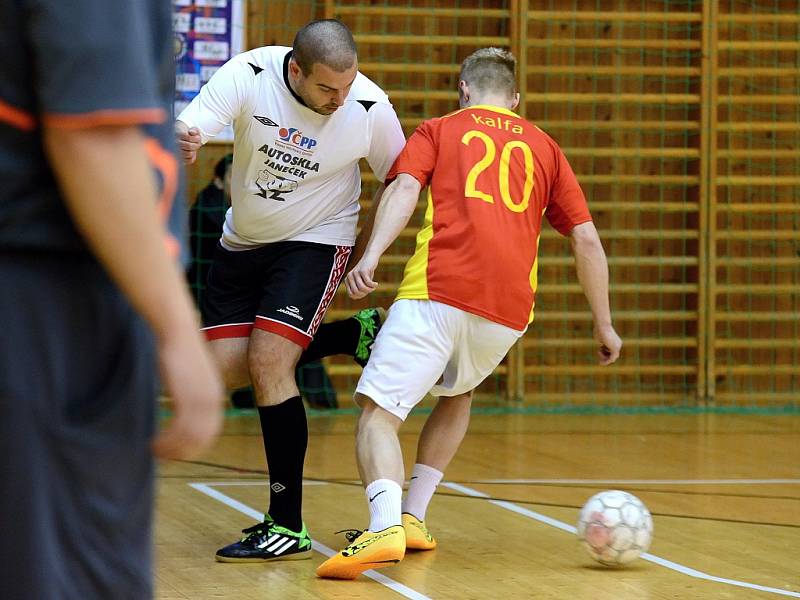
[173,0,244,142]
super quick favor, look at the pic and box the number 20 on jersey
[462,130,534,213]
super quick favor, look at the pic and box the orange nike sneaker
[402,513,437,550]
[316,526,405,580]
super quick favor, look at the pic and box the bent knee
[248,331,302,370]
[354,392,378,411]
[208,339,249,390]
[356,394,402,429]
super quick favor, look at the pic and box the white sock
[365,479,402,532]
[402,463,443,521]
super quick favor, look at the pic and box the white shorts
[355,299,525,421]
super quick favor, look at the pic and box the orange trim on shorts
[203,323,254,341]
[42,108,166,129]
[0,99,36,131]
[143,137,179,256]
[144,137,179,219]
[254,317,312,349]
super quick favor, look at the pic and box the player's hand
[345,256,379,299]
[152,328,224,460]
[594,323,622,365]
[175,121,202,165]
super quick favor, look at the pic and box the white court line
[442,482,800,598]
[462,478,800,485]
[185,478,800,487]
[189,483,431,600]
[187,481,328,487]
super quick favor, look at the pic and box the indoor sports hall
[163,1,799,598]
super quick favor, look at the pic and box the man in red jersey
[317,48,622,580]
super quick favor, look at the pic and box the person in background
[187,153,232,304]
[0,2,223,598]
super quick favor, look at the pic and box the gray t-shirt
[0,1,184,254]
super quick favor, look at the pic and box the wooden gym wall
[185,0,799,409]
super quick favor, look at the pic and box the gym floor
[156,410,800,599]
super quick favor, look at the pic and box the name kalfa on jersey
[471,113,524,134]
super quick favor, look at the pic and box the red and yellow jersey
[386,105,591,330]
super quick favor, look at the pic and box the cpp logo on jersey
[278,127,317,151]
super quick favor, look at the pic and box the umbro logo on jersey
[270,482,286,493]
[253,115,279,127]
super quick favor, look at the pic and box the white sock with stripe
[365,479,402,532]
[402,463,443,521]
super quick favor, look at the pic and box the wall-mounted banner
[173,0,244,142]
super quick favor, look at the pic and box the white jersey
[178,46,405,248]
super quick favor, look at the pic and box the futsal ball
[577,490,653,566]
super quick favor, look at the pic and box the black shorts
[0,252,156,600]
[201,241,351,349]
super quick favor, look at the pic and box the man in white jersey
[175,19,406,562]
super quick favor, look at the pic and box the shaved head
[292,19,357,75]
[459,47,517,100]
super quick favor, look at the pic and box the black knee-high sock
[258,397,307,532]
[298,318,360,365]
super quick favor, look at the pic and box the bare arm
[43,124,223,459]
[569,221,622,364]
[347,183,385,270]
[345,174,421,299]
